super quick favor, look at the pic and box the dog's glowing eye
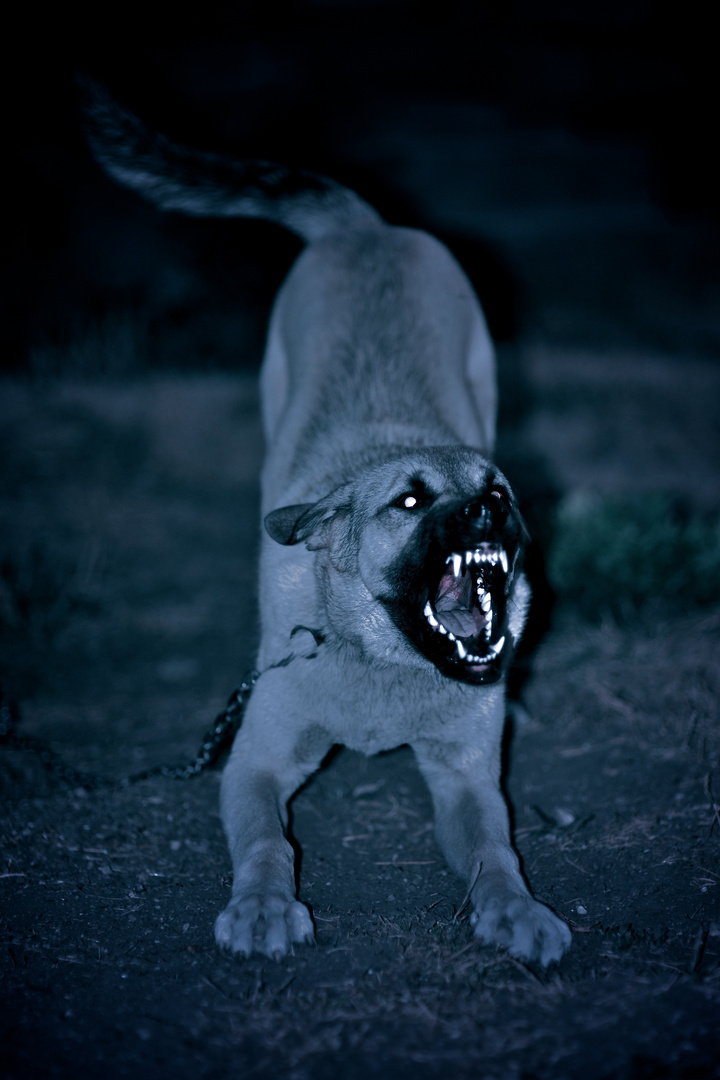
[391,483,434,512]
[392,490,429,511]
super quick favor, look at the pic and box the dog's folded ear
[265,486,352,550]
[265,503,317,545]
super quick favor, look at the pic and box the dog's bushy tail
[79,77,382,243]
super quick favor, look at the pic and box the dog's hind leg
[215,672,332,959]
[413,735,572,967]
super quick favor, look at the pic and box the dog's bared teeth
[438,623,447,635]
[424,601,439,628]
[456,639,467,660]
[444,553,464,577]
[464,546,508,571]
[478,589,492,612]
[467,635,505,664]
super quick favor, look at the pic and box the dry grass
[527,604,720,762]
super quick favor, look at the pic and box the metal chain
[0,671,259,792]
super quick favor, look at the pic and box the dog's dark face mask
[380,482,527,685]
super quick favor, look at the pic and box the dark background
[5,0,720,377]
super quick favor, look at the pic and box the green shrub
[547,492,720,616]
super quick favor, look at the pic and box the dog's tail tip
[75,74,383,244]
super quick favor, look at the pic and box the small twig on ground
[202,975,231,998]
[564,855,594,876]
[690,925,709,974]
[703,774,720,835]
[453,861,482,924]
[373,860,436,866]
[507,956,544,985]
[447,938,482,963]
[272,975,296,997]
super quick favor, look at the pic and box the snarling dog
[82,82,571,966]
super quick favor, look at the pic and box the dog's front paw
[471,891,571,967]
[214,893,314,959]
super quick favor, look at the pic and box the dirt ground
[2,48,720,1078]
[1,352,718,1079]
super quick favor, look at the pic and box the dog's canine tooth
[452,553,463,577]
[456,639,467,660]
[499,549,508,574]
[465,551,473,566]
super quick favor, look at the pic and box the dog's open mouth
[381,483,525,686]
[420,541,509,681]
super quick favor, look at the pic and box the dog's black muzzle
[382,485,527,685]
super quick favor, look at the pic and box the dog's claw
[214,894,315,959]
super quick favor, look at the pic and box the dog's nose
[463,498,492,530]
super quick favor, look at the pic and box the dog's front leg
[214,674,331,959]
[413,736,571,966]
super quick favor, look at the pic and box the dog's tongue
[434,568,479,638]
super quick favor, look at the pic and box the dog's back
[80,78,497,489]
[260,227,495,508]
